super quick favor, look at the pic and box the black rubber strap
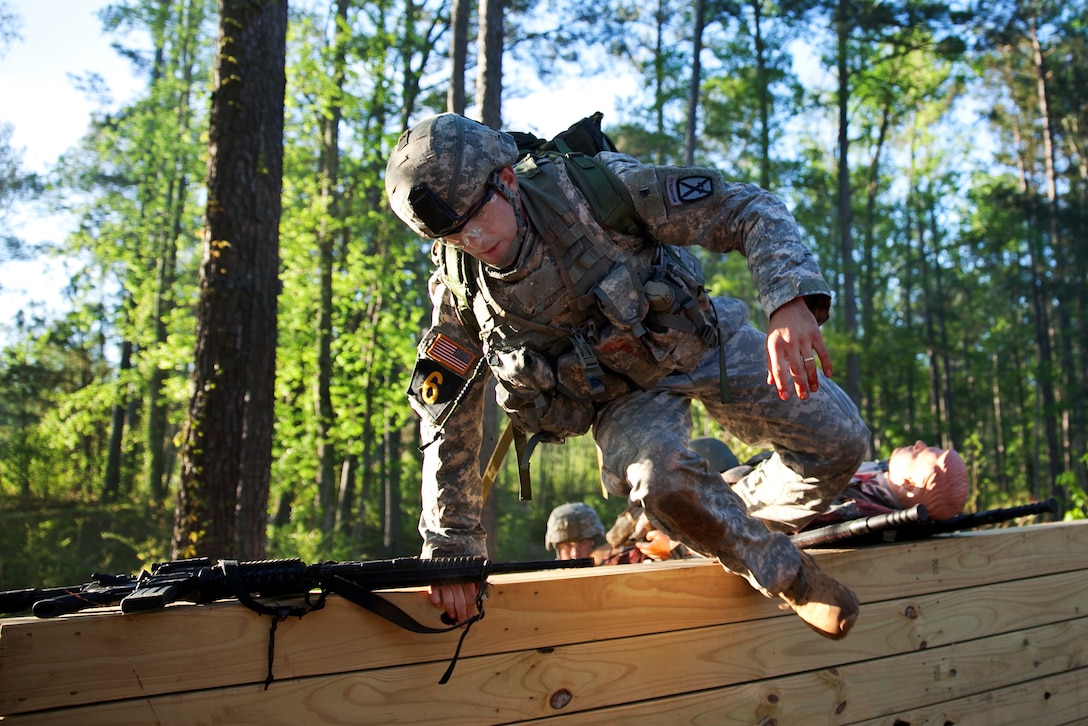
[326,574,488,684]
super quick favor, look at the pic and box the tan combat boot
[779,551,860,640]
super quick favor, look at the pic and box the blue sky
[0,0,635,338]
[1,0,143,332]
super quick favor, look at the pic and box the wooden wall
[1,520,1086,724]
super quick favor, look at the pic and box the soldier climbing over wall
[384,112,871,640]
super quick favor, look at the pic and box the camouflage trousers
[593,297,870,596]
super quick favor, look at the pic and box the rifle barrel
[32,585,137,618]
[790,505,928,549]
[888,497,1060,541]
[0,586,78,614]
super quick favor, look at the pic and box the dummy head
[887,440,969,520]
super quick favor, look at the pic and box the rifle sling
[218,558,490,687]
[325,574,487,684]
[219,559,322,690]
[481,419,514,501]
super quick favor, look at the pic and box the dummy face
[886,439,969,519]
[555,539,597,561]
[887,440,942,493]
[442,167,520,268]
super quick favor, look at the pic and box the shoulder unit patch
[666,175,713,205]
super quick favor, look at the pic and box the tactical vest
[439,153,719,440]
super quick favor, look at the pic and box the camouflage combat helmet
[385,113,520,238]
[545,502,605,550]
[690,437,740,473]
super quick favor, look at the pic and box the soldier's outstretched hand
[765,298,833,401]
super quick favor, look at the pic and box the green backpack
[506,111,642,236]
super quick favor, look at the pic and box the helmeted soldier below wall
[385,112,871,640]
[545,502,607,562]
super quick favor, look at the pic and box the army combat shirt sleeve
[408,269,491,558]
[600,152,832,324]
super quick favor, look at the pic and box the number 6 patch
[408,331,482,425]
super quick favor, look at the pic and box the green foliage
[1060,455,1088,521]
[2,0,1087,580]
[0,503,169,592]
[489,435,631,561]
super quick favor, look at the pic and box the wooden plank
[6,570,1085,725]
[1,521,1084,717]
[522,618,1088,726]
[847,667,1088,726]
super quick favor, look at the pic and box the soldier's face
[556,539,596,561]
[442,168,520,268]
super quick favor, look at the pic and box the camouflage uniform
[408,148,869,598]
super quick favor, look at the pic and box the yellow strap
[481,419,515,502]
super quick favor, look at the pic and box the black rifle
[791,498,1061,548]
[0,555,588,618]
[0,555,592,686]
[790,504,928,548]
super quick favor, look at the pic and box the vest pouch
[496,386,595,438]
[640,324,707,375]
[637,245,716,374]
[592,325,671,389]
[486,346,556,394]
[488,345,597,438]
[555,346,631,402]
[593,263,648,332]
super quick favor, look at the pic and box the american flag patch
[426,333,478,376]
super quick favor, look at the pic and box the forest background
[0,0,1085,592]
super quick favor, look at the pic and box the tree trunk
[103,334,133,502]
[146,178,183,504]
[316,0,349,534]
[835,0,860,407]
[474,0,505,554]
[475,0,503,127]
[1030,20,1066,506]
[383,390,404,556]
[860,105,890,452]
[750,0,770,188]
[173,0,288,560]
[683,0,705,165]
[448,0,472,113]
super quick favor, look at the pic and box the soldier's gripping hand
[428,582,482,625]
[765,297,833,401]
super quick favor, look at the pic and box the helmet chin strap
[493,176,529,254]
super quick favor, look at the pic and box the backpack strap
[435,241,482,340]
[559,153,642,236]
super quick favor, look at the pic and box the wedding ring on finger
[802,355,815,364]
